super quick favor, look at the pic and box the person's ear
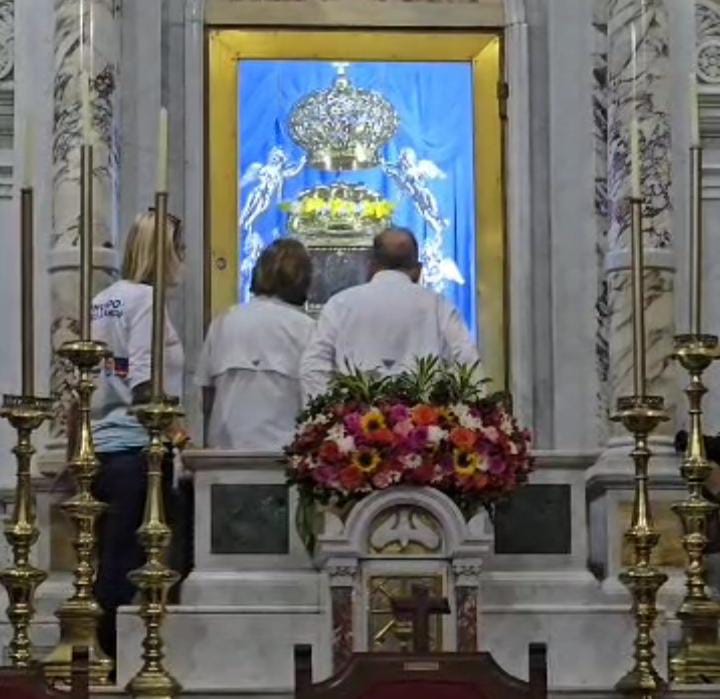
[410,263,422,284]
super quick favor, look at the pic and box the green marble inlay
[211,484,289,554]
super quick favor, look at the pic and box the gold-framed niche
[207,29,507,387]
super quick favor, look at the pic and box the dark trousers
[93,448,173,660]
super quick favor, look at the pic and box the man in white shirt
[196,239,314,451]
[301,227,480,401]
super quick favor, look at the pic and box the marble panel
[211,483,289,555]
[493,484,571,555]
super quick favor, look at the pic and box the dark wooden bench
[0,647,89,699]
[295,643,547,699]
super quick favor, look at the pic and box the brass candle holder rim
[674,333,719,356]
[674,332,718,346]
[129,395,182,417]
[56,338,109,363]
[614,394,666,412]
[1,394,55,413]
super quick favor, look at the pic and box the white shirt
[91,280,185,452]
[300,270,480,401]
[195,296,314,452]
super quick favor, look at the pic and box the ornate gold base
[127,671,182,699]
[0,393,54,668]
[0,565,47,666]
[670,333,720,684]
[126,398,183,699]
[612,395,669,699]
[671,638,720,684]
[43,600,113,686]
[615,566,669,698]
[43,337,113,686]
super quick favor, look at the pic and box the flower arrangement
[286,358,533,548]
[281,194,395,228]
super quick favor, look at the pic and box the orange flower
[450,427,476,451]
[412,405,440,427]
[360,409,386,434]
[352,448,382,473]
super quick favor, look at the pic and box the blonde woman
[90,210,185,660]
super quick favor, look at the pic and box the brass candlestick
[0,394,53,667]
[614,198,669,697]
[613,394,669,697]
[669,334,720,683]
[0,186,54,667]
[126,399,182,699]
[43,145,113,685]
[126,191,182,699]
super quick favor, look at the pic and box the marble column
[49,0,120,446]
[326,561,357,670]
[452,562,481,652]
[604,0,676,441]
[695,1,720,428]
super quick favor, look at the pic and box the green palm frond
[440,359,489,404]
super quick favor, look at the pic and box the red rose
[367,428,396,447]
[339,465,365,491]
[318,440,342,465]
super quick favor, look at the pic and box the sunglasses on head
[148,206,181,229]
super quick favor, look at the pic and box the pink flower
[399,454,422,470]
[482,426,500,443]
[344,412,362,435]
[489,456,507,475]
[393,419,414,437]
[389,404,411,424]
[372,469,398,489]
[407,426,429,451]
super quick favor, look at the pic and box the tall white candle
[80,72,92,145]
[156,107,168,193]
[22,118,35,188]
[690,71,700,147]
[630,23,641,199]
[630,117,641,199]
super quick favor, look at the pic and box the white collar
[370,270,413,285]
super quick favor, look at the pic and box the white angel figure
[420,235,465,293]
[382,147,449,236]
[239,227,282,302]
[239,147,306,238]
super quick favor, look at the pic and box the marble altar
[103,450,687,695]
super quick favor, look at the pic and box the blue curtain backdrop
[238,60,478,338]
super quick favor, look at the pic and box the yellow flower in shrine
[329,198,353,218]
[301,196,326,216]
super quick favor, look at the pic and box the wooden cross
[391,584,450,653]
